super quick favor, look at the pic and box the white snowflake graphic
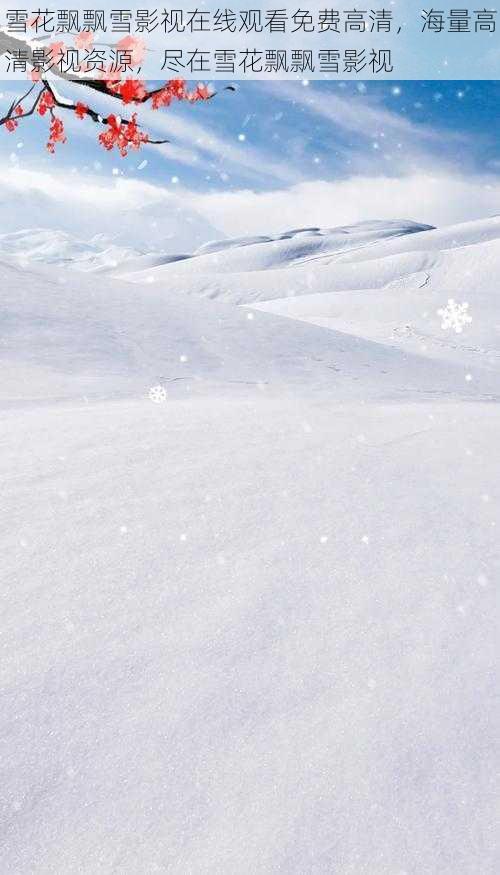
[148,385,167,404]
[437,298,472,333]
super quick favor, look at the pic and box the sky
[1,78,500,247]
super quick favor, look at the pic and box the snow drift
[1,216,498,874]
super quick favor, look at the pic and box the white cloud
[184,174,500,237]
[0,164,157,209]
[52,79,302,184]
[1,164,500,251]
[0,166,220,251]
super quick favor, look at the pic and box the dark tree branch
[0,28,236,103]
[0,80,45,125]
[42,79,169,143]
[0,28,236,147]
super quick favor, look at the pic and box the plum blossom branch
[0,27,236,156]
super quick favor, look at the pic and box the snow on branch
[0,28,235,156]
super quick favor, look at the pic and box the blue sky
[2,79,500,190]
[1,78,500,246]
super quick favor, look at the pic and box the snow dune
[119,215,500,373]
[1,217,498,873]
[0,219,432,276]
[0,229,145,272]
[120,218,433,280]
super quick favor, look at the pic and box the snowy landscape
[1,209,498,872]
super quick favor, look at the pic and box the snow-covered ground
[1,217,498,873]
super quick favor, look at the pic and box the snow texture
[1,217,498,873]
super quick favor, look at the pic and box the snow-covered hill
[0,228,147,271]
[120,218,434,279]
[0,172,221,255]
[119,215,500,382]
[251,217,500,363]
[1,217,498,873]
[0,219,431,274]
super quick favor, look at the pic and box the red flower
[115,36,146,66]
[151,79,187,110]
[107,78,147,104]
[98,113,149,157]
[169,78,188,99]
[4,103,23,132]
[75,102,88,119]
[188,83,213,102]
[49,41,66,61]
[3,75,216,151]
[38,90,55,116]
[151,88,172,110]
[150,79,212,110]
[74,30,94,51]
[46,114,66,153]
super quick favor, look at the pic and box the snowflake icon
[437,298,472,333]
[148,384,167,404]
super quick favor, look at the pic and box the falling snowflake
[148,385,167,404]
[437,298,472,333]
